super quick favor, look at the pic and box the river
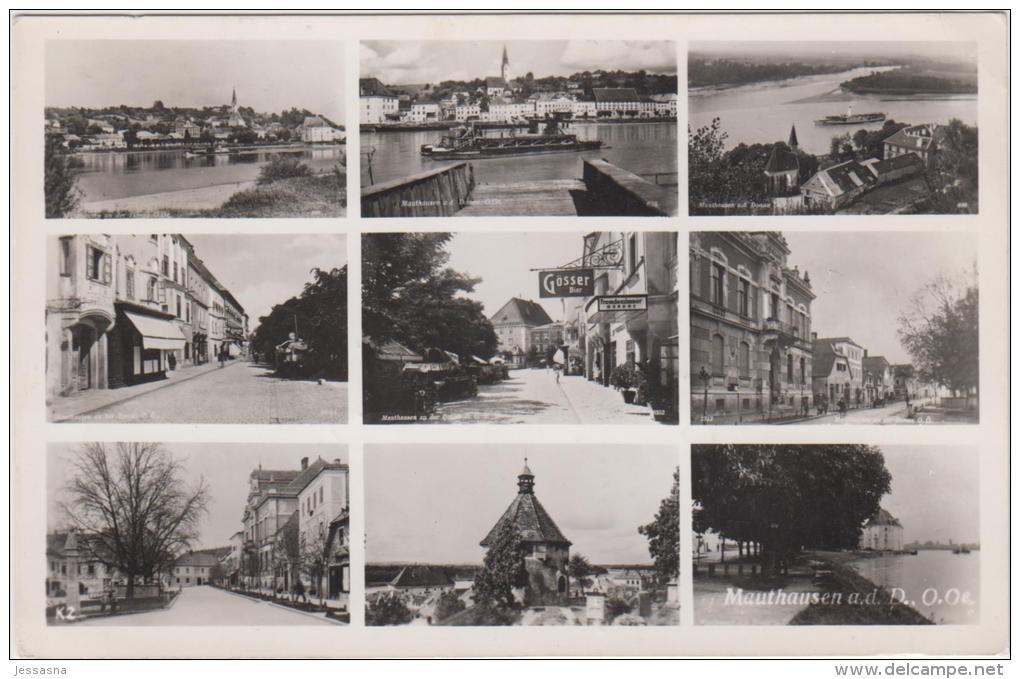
[360,121,678,187]
[689,66,978,155]
[850,550,980,624]
[70,146,345,203]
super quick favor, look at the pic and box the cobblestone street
[434,368,656,425]
[77,586,339,626]
[60,361,347,424]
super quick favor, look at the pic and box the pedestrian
[167,352,176,372]
[554,363,561,384]
[218,347,226,368]
[294,579,307,604]
[838,398,847,418]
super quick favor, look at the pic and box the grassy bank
[790,560,932,625]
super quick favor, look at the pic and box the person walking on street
[167,352,176,372]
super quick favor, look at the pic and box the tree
[60,442,210,599]
[567,553,595,596]
[300,526,329,604]
[897,267,979,397]
[691,444,890,576]
[362,233,498,361]
[829,132,855,161]
[688,119,770,212]
[638,467,680,583]
[925,118,979,213]
[271,518,299,593]
[473,522,527,610]
[366,592,414,626]
[434,590,467,622]
[44,136,81,218]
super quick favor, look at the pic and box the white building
[454,104,481,122]
[359,77,399,124]
[859,508,904,552]
[408,103,441,124]
[301,115,343,143]
[572,101,597,119]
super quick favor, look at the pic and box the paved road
[806,401,914,425]
[78,585,337,626]
[78,361,348,424]
[434,369,655,425]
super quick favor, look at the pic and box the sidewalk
[556,375,654,425]
[48,360,244,422]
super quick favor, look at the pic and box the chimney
[301,457,309,470]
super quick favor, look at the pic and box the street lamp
[698,367,710,423]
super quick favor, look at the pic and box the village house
[170,549,227,587]
[46,531,117,603]
[689,231,814,421]
[490,297,555,367]
[883,123,942,167]
[386,565,455,596]
[300,115,342,143]
[812,336,865,407]
[859,508,904,552]
[862,353,895,404]
[359,77,400,124]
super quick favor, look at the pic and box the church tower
[480,460,572,605]
[501,44,510,82]
[231,87,238,113]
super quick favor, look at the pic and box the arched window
[711,335,725,376]
[739,341,750,378]
[146,276,156,302]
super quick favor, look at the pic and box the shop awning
[123,311,186,351]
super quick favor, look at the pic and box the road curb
[53,360,247,422]
[217,587,347,625]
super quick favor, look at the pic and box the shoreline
[80,180,258,213]
[688,64,901,97]
[61,142,344,157]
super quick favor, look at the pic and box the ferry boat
[815,104,886,126]
[420,114,602,160]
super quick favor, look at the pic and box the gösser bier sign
[539,268,595,298]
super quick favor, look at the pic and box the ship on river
[815,104,886,126]
[420,113,602,160]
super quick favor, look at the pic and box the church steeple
[501,44,509,82]
[517,458,534,494]
[231,87,238,112]
[788,124,799,152]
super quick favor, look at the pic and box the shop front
[107,303,187,388]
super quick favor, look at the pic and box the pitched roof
[173,551,222,568]
[788,125,799,149]
[884,124,938,151]
[486,76,508,89]
[490,297,554,327]
[812,338,858,379]
[862,356,891,375]
[809,159,879,196]
[391,565,454,588]
[765,141,800,174]
[865,507,902,528]
[872,152,924,175]
[359,77,396,98]
[592,87,641,103]
[302,115,329,128]
[481,471,571,548]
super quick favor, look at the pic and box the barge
[420,114,602,160]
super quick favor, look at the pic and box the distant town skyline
[783,231,976,365]
[185,234,347,329]
[46,40,346,122]
[362,40,676,86]
[690,40,977,64]
[47,443,348,551]
[366,445,677,565]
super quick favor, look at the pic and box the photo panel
[45,233,349,424]
[365,443,680,627]
[46,441,352,626]
[359,40,679,218]
[362,230,680,425]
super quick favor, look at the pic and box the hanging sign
[538,268,594,298]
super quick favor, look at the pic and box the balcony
[762,318,808,348]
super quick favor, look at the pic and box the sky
[365,445,677,565]
[444,232,589,323]
[361,40,676,86]
[47,443,348,550]
[690,41,976,64]
[880,446,979,544]
[46,41,346,122]
[185,234,347,328]
[782,231,976,364]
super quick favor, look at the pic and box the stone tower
[480,461,572,605]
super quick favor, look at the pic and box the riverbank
[78,171,346,218]
[61,141,341,157]
[793,89,978,105]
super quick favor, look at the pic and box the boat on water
[815,104,886,126]
[184,146,233,158]
[420,113,602,160]
[952,547,972,554]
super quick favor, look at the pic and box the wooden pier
[361,158,677,218]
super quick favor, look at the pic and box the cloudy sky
[366,445,677,565]
[783,231,976,364]
[444,232,589,323]
[47,41,346,122]
[690,41,976,63]
[185,234,346,328]
[881,446,979,544]
[48,443,347,550]
[362,40,676,85]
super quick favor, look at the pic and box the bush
[257,155,313,185]
[605,597,633,623]
[433,590,467,623]
[611,613,647,626]
[610,362,647,391]
[366,592,414,626]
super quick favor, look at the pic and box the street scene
[45,40,346,218]
[46,233,348,424]
[690,231,978,425]
[47,442,350,626]
[689,41,978,215]
[360,40,678,217]
[693,444,979,625]
[365,445,679,626]
[363,231,679,425]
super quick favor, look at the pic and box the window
[176,295,182,318]
[710,263,725,306]
[86,246,112,285]
[125,269,135,300]
[162,255,169,276]
[770,292,779,320]
[173,261,178,282]
[800,357,806,385]
[146,277,156,301]
[711,335,725,376]
[738,279,749,316]
[59,238,72,276]
[739,341,750,378]
[628,234,638,274]
[625,339,636,364]
[787,353,794,382]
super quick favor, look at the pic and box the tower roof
[788,125,799,149]
[481,465,571,548]
[764,141,800,174]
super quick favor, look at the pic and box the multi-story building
[812,336,865,407]
[46,531,116,604]
[592,88,643,118]
[859,508,904,552]
[862,353,894,405]
[454,103,481,122]
[489,298,555,366]
[160,235,192,368]
[528,323,565,359]
[46,235,117,400]
[300,115,343,143]
[689,232,814,421]
[883,123,942,167]
[185,249,212,365]
[296,458,350,603]
[577,230,680,404]
[359,77,400,124]
[222,290,246,357]
[208,283,226,360]
[408,103,441,124]
[169,550,224,587]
